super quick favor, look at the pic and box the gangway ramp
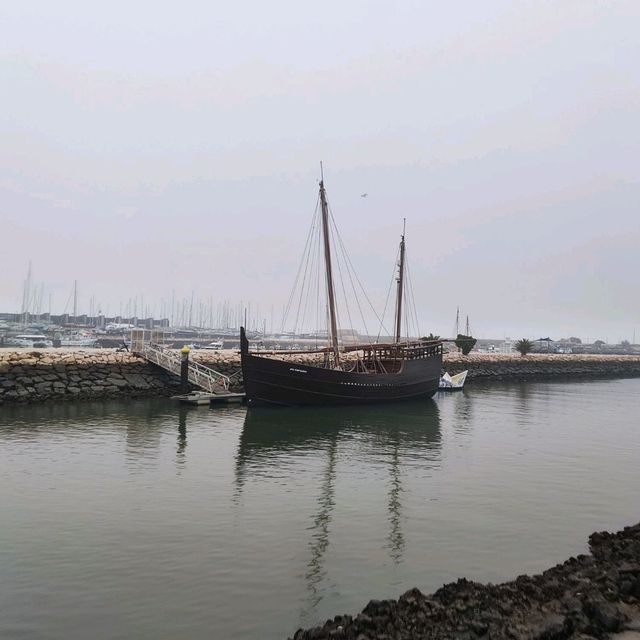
[131,330,231,394]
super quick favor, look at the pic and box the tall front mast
[319,167,341,367]
[394,220,406,343]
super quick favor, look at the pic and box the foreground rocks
[290,523,640,640]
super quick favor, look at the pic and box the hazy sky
[1,0,639,341]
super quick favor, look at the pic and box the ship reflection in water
[234,400,442,618]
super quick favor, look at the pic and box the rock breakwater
[290,522,640,640]
[0,350,182,404]
[2,350,640,405]
[444,353,640,382]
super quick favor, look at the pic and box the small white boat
[5,334,53,348]
[439,370,468,390]
[59,334,99,347]
[202,341,224,350]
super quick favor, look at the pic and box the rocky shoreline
[1,349,640,405]
[290,522,640,640]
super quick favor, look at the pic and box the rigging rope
[314,217,322,348]
[280,185,409,351]
[329,209,370,339]
[330,217,357,343]
[298,210,325,337]
[404,251,421,339]
[297,214,321,335]
[328,204,392,339]
[280,197,321,334]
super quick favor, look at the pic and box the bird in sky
[361,193,368,198]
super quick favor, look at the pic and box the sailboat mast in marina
[240,171,443,406]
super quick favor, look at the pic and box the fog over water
[1,1,639,339]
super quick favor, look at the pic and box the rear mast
[319,163,341,368]
[394,219,406,344]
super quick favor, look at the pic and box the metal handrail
[140,342,230,393]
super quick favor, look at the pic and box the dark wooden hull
[240,330,442,407]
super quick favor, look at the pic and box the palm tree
[514,338,533,356]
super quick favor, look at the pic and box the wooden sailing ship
[240,174,443,406]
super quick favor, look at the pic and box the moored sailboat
[240,173,442,406]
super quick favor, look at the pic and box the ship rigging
[240,168,442,406]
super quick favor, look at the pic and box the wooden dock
[171,391,246,406]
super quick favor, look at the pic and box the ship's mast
[319,165,340,367]
[394,220,406,343]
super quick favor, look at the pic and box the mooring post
[180,345,190,392]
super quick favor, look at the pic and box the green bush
[455,334,477,356]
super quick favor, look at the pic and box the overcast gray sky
[1,0,639,341]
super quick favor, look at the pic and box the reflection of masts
[319,164,340,368]
[394,220,406,344]
[387,436,405,564]
[305,436,337,610]
[177,408,187,465]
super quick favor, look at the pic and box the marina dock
[171,390,246,406]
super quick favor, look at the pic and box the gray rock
[122,373,151,389]
[589,600,624,631]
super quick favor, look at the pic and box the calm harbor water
[1,379,639,640]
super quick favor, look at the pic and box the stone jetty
[1,349,640,405]
[289,522,640,640]
[0,350,180,404]
[444,352,640,382]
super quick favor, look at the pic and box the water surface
[1,379,639,639]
